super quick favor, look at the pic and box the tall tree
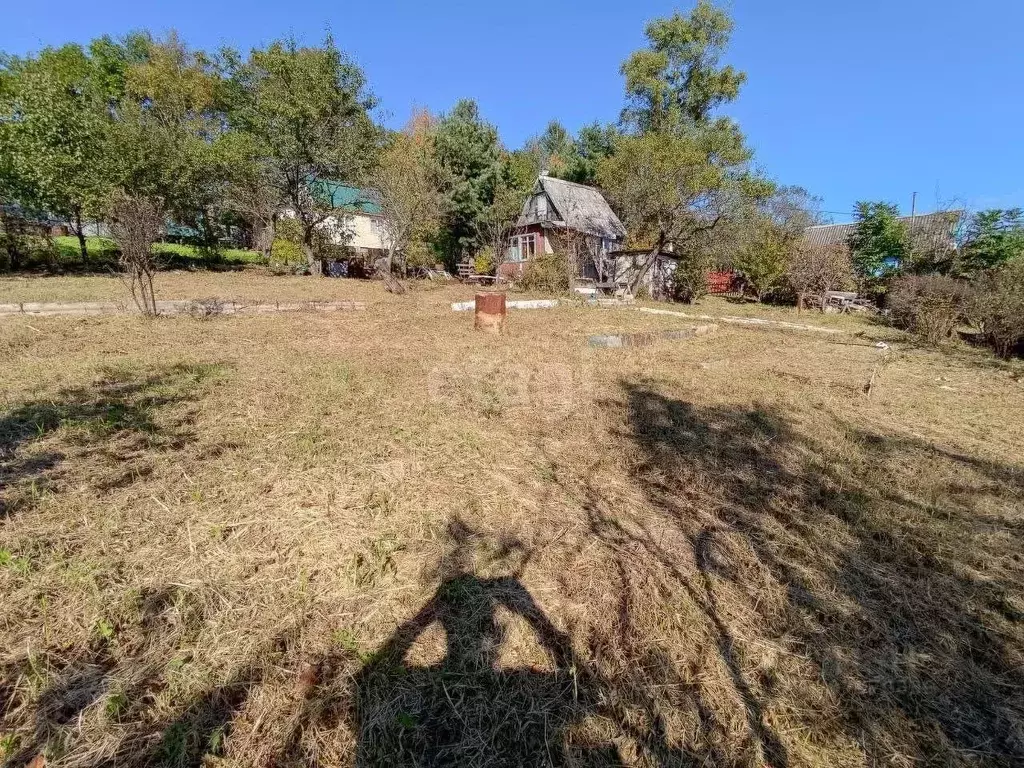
[598,121,770,292]
[605,3,768,294]
[216,129,284,261]
[120,33,230,249]
[0,44,111,263]
[526,120,576,178]
[620,0,746,132]
[432,99,501,266]
[373,110,445,274]
[568,122,618,185]
[847,201,909,279]
[526,121,619,186]
[101,33,225,311]
[956,209,1024,277]
[226,35,380,273]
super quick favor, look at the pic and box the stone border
[0,299,366,318]
[634,307,843,334]
[589,324,718,348]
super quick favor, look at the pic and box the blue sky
[3,0,1022,221]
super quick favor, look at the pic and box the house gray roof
[517,176,626,240]
[803,211,961,248]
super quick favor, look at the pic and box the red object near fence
[707,270,735,294]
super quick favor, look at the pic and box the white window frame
[507,234,537,263]
[520,233,536,261]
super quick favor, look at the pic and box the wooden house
[499,175,626,281]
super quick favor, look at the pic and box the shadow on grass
[268,519,686,767]
[0,362,222,518]
[1,594,277,768]
[4,376,1022,766]
[589,380,1024,765]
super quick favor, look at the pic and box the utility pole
[911,191,917,220]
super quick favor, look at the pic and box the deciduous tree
[373,110,445,274]
[99,33,226,306]
[598,123,769,293]
[108,191,162,315]
[787,243,854,311]
[480,149,538,274]
[732,223,790,301]
[226,35,380,273]
[0,44,111,263]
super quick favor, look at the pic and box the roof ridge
[540,175,603,191]
[806,210,961,230]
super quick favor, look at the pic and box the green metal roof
[310,180,382,215]
[165,223,201,239]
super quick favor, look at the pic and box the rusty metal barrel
[474,292,506,334]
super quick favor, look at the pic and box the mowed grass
[1,273,1023,767]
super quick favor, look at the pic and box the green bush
[474,248,496,276]
[669,254,710,304]
[404,240,438,271]
[520,252,570,294]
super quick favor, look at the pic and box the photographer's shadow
[350,573,624,767]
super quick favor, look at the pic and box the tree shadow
[0,362,222,518]
[596,379,1024,765]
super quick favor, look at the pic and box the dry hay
[1,275,1023,767]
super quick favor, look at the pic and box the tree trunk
[199,209,219,258]
[796,290,804,313]
[628,235,666,295]
[74,209,88,265]
[259,216,276,263]
[302,225,321,276]
[381,270,406,294]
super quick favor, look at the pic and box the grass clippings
[1,274,1023,767]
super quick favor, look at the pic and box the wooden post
[474,292,506,334]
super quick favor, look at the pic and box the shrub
[271,217,341,266]
[520,252,570,294]
[669,253,710,304]
[474,248,495,276]
[732,225,790,301]
[970,260,1024,358]
[404,240,437,271]
[271,236,303,266]
[887,275,971,344]
[787,243,854,311]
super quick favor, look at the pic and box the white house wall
[282,208,388,251]
[322,213,388,251]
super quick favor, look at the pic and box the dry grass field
[2,272,1023,767]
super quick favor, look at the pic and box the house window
[522,234,536,259]
[507,234,537,263]
[536,195,548,217]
